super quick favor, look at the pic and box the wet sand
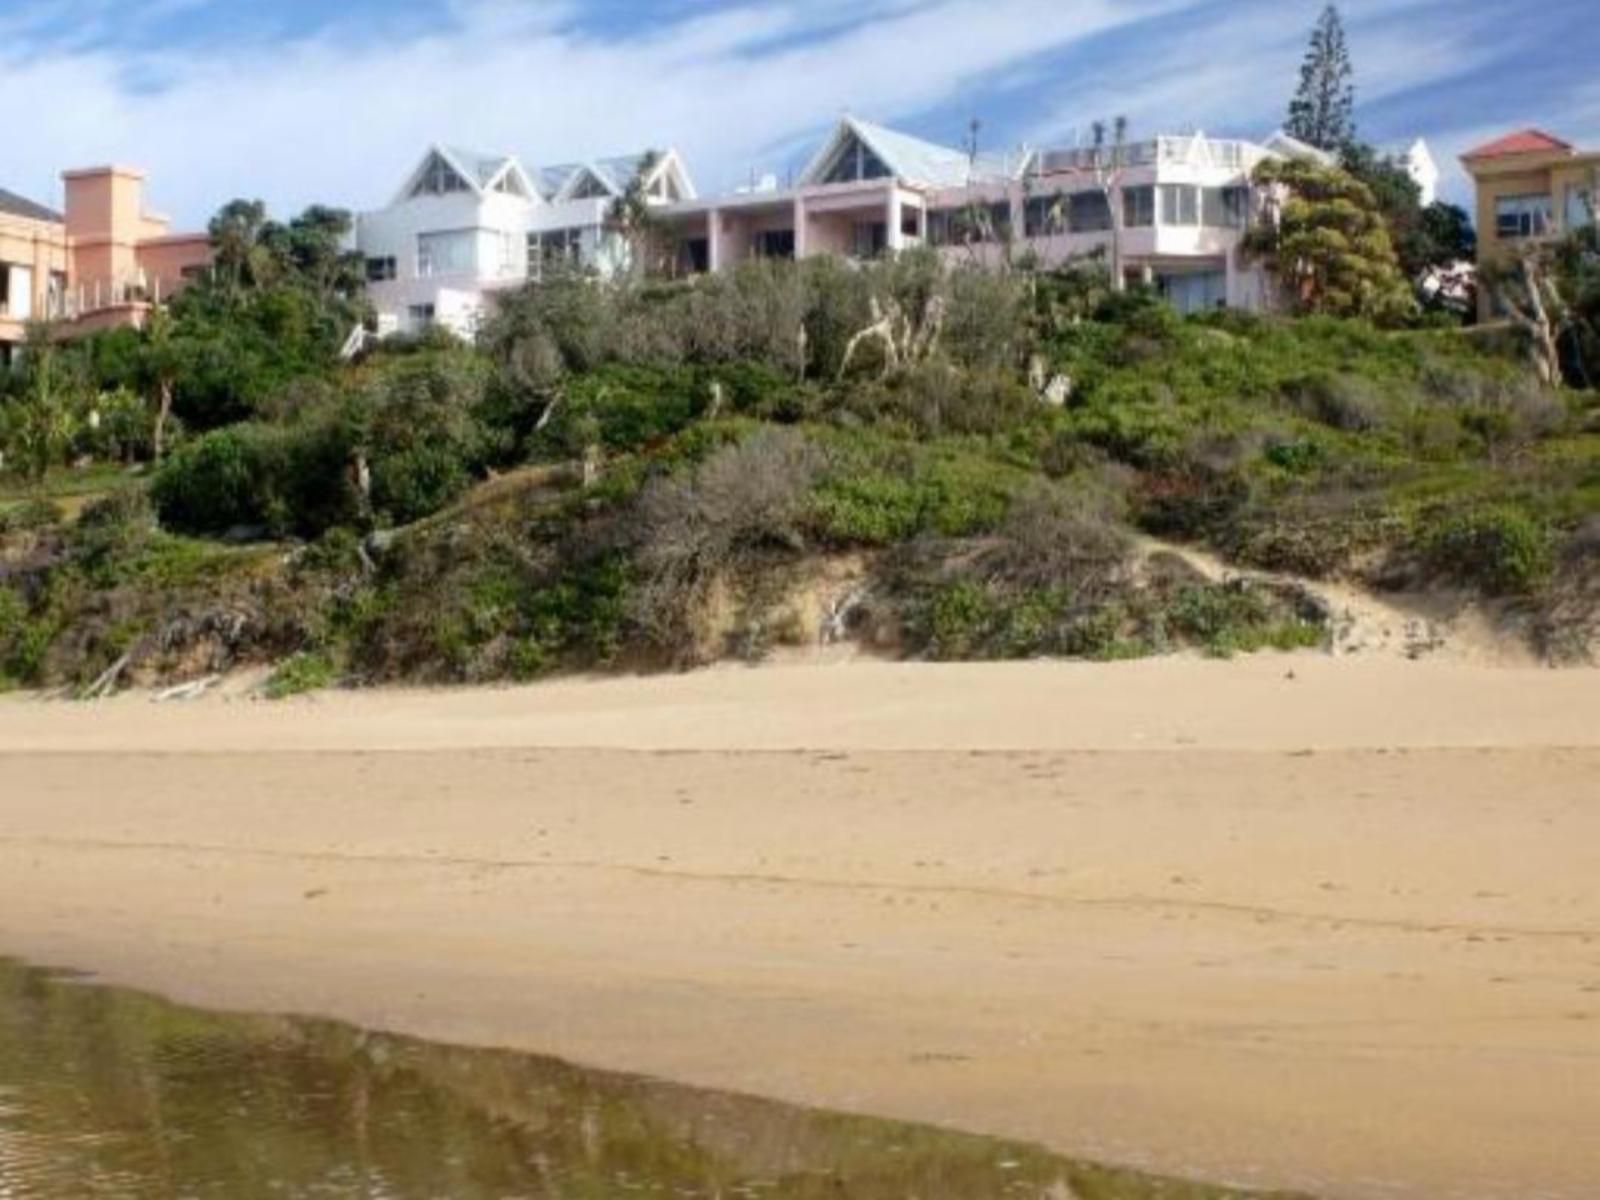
[2,657,1598,1198]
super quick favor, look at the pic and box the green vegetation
[3,195,1599,694]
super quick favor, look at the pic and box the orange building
[0,166,211,365]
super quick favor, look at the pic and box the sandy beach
[2,656,1599,1198]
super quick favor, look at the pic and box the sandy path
[2,658,1599,1198]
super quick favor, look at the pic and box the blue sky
[1,0,1595,226]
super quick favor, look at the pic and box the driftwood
[80,653,132,701]
[154,675,223,703]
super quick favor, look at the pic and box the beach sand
[2,656,1598,1198]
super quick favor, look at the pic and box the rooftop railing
[1036,137,1252,175]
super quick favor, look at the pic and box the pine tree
[1286,5,1356,152]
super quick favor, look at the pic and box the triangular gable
[485,159,538,201]
[395,146,484,204]
[642,150,696,203]
[557,166,618,202]
[798,117,992,189]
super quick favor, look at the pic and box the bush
[1286,372,1385,432]
[151,417,360,537]
[628,427,824,656]
[265,651,337,699]
[1422,506,1555,595]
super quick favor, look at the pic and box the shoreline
[3,657,1599,1197]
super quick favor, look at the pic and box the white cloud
[0,0,1188,226]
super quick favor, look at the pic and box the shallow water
[0,957,1302,1198]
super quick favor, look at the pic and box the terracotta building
[0,166,211,366]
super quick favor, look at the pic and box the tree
[1245,157,1415,324]
[1341,143,1476,279]
[139,307,185,461]
[0,325,81,484]
[605,151,666,279]
[1488,225,1600,387]
[1286,5,1356,153]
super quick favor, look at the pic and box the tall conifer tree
[1286,5,1356,152]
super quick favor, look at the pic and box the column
[793,196,808,260]
[707,210,721,274]
[886,189,904,253]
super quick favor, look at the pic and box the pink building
[0,166,211,364]
[657,116,1289,314]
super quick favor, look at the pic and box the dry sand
[2,656,1599,1198]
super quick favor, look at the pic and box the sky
[0,0,1595,227]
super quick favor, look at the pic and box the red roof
[1462,129,1573,160]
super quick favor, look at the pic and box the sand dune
[2,657,1598,1198]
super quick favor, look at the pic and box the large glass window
[1160,185,1199,226]
[1023,194,1065,238]
[1203,187,1250,228]
[1565,185,1594,231]
[365,256,397,282]
[1069,192,1113,233]
[531,228,585,274]
[411,153,471,198]
[1495,194,1552,240]
[1123,186,1155,228]
[755,229,797,259]
[821,136,891,184]
[416,231,476,277]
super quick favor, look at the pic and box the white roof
[799,116,1031,189]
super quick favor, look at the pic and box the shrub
[1286,372,1385,432]
[1422,506,1555,595]
[628,427,824,656]
[265,651,337,699]
[152,417,360,537]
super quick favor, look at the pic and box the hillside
[3,254,1598,696]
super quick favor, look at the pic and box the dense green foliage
[3,230,1599,694]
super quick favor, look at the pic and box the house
[352,144,695,339]
[0,166,211,367]
[1460,129,1599,321]
[1397,138,1440,207]
[656,116,1285,314]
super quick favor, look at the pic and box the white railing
[1038,137,1250,175]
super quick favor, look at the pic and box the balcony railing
[1037,137,1250,175]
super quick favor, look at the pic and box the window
[531,228,585,274]
[927,208,960,246]
[365,256,397,282]
[985,202,1012,241]
[567,171,612,201]
[851,222,887,259]
[1123,186,1155,228]
[755,229,797,259]
[1495,194,1552,240]
[0,263,32,320]
[900,208,922,239]
[410,153,471,198]
[408,303,436,326]
[1160,185,1199,226]
[1024,194,1065,238]
[1068,191,1112,233]
[492,172,527,198]
[1203,186,1250,228]
[46,271,68,317]
[821,135,892,184]
[417,231,476,277]
[1566,185,1595,231]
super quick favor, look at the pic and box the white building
[353,144,695,338]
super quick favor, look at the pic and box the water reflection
[0,958,1305,1198]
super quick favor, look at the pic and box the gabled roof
[392,144,538,206]
[0,186,62,224]
[443,145,515,187]
[799,116,1027,189]
[540,149,695,203]
[1461,129,1574,161]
